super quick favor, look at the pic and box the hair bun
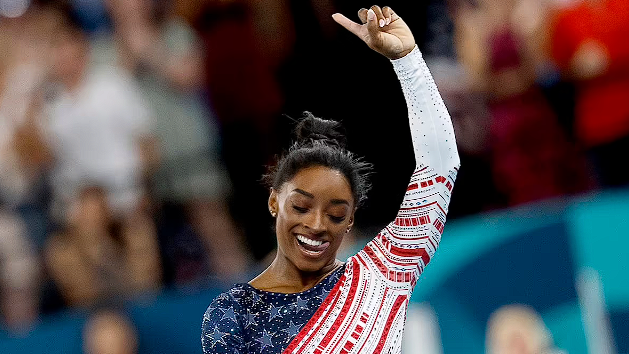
[295,112,347,148]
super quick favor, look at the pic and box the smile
[295,234,330,256]
[297,234,323,246]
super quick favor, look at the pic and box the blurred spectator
[0,8,48,208]
[0,3,57,249]
[549,0,629,187]
[106,0,250,283]
[0,210,41,333]
[452,0,592,206]
[44,186,161,308]
[192,0,294,261]
[43,5,156,222]
[486,304,565,354]
[83,310,138,354]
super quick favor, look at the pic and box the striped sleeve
[356,46,460,286]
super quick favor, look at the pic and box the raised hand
[332,5,416,60]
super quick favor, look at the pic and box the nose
[304,210,326,233]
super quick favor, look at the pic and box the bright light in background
[0,0,31,18]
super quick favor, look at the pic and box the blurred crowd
[434,0,629,216]
[486,305,566,354]
[0,0,627,352]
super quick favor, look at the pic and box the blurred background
[0,0,627,353]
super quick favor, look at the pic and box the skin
[50,29,89,93]
[250,166,355,293]
[249,5,416,293]
[333,5,416,60]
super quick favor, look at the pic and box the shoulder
[202,285,251,352]
[202,284,253,327]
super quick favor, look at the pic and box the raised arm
[379,45,460,281]
[334,6,460,284]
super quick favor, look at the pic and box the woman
[202,5,460,353]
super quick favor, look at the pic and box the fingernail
[367,9,375,21]
[386,18,391,25]
[379,19,385,27]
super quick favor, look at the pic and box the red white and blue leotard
[202,45,460,354]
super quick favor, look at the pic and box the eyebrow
[293,189,350,206]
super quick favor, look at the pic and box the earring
[346,227,351,233]
[270,210,277,217]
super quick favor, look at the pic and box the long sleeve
[356,45,460,285]
[393,45,459,175]
[282,47,459,354]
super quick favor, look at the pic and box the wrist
[390,45,422,76]
[389,46,416,60]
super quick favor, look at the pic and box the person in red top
[550,0,629,186]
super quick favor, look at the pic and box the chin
[293,257,330,274]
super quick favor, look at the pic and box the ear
[347,207,357,229]
[268,188,279,216]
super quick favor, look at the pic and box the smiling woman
[271,166,353,263]
[201,5,460,354]
[266,164,354,284]
[261,116,372,279]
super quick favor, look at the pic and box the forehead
[282,166,353,201]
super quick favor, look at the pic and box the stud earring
[346,227,351,233]
[270,210,277,217]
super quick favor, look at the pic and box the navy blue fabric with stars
[201,265,345,353]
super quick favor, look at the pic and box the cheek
[275,212,298,240]
[277,206,298,226]
[328,224,349,244]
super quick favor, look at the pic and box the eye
[329,215,346,223]
[293,205,308,213]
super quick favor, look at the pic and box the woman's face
[269,166,356,273]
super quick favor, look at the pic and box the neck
[251,253,342,293]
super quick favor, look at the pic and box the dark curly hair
[264,112,373,208]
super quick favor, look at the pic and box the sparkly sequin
[202,265,345,353]
[202,45,460,354]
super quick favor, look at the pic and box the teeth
[297,234,323,247]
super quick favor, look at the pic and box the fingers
[366,8,380,37]
[367,5,396,28]
[371,5,386,28]
[358,8,368,24]
[382,6,395,26]
[349,5,399,26]
[334,5,399,39]
[331,13,363,37]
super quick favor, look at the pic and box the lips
[295,234,330,256]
